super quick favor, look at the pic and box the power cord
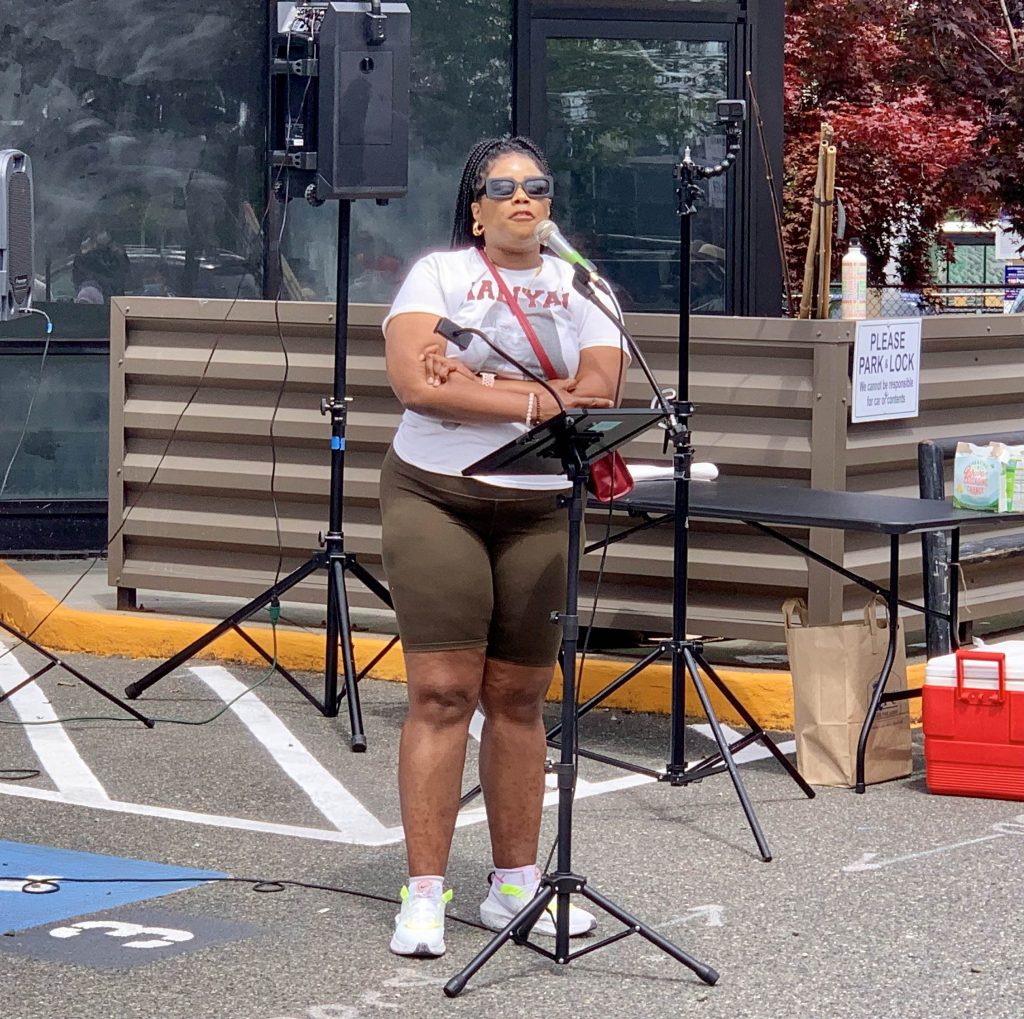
[268,170,293,588]
[0,308,53,499]
[0,260,264,671]
[2,873,489,932]
[265,23,319,591]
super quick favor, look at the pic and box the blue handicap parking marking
[0,840,226,935]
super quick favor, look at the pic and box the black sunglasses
[477,175,554,201]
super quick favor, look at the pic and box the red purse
[586,448,635,503]
[479,250,634,503]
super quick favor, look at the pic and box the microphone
[433,318,566,414]
[534,220,608,292]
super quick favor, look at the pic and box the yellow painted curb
[0,562,923,728]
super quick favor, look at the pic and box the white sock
[492,864,541,891]
[407,875,444,899]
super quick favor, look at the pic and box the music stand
[443,406,719,997]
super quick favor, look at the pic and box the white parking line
[0,781,405,844]
[0,643,109,803]
[190,665,393,843]
[0,653,660,844]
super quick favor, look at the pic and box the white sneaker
[390,884,452,957]
[479,875,596,938]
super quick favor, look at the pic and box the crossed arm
[384,312,626,424]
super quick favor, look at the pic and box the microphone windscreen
[434,317,472,350]
[534,219,556,245]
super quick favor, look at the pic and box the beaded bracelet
[526,392,538,427]
[480,372,496,388]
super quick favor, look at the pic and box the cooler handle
[955,648,1006,706]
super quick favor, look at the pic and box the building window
[1,3,268,309]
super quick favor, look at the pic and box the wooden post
[816,144,838,320]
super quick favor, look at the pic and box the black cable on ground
[2,874,489,932]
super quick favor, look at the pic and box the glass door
[524,21,737,313]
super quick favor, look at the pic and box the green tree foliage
[783,0,1023,288]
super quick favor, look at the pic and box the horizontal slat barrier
[108,298,1024,642]
[845,317,1024,625]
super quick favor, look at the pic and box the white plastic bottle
[841,239,868,320]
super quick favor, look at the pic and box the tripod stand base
[1,620,153,727]
[444,871,719,997]
[122,549,395,750]
[542,638,815,862]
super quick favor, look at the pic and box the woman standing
[381,136,627,957]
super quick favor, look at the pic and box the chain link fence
[794,285,1012,318]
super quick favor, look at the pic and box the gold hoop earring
[472,220,485,238]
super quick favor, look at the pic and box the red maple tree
[907,1,1024,235]
[782,0,1022,291]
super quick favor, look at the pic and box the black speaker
[0,149,34,321]
[271,2,410,203]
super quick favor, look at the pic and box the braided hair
[450,136,553,250]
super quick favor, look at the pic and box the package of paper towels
[953,441,1024,512]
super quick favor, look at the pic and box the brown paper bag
[783,596,912,787]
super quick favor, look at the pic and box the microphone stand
[443,399,718,997]
[557,113,815,862]
[433,318,567,415]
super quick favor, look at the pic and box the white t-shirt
[382,247,628,489]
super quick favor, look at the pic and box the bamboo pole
[798,146,824,319]
[799,124,832,319]
[816,144,838,320]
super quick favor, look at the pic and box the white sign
[851,318,921,423]
[995,219,1024,261]
[1005,265,1024,314]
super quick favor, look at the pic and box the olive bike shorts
[379,448,569,668]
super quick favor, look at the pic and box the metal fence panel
[108,298,1024,641]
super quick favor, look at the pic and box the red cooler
[923,642,1024,799]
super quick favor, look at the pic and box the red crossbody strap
[478,248,558,380]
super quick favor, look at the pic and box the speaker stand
[123,201,395,749]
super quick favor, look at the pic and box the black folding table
[597,477,1012,792]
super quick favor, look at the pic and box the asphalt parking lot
[2,645,1023,1019]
